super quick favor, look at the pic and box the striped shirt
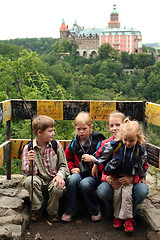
[22,139,69,180]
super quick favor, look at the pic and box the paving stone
[12,225,22,240]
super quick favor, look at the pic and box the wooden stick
[14,69,33,229]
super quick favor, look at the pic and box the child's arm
[64,141,81,173]
[82,141,113,166]
[91,164,98,177]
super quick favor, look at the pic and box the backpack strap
[27,140,57,154]
[51,140,58,154]
[70,139,76,151]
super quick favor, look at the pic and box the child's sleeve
[94,141,114,166]
[64,141,80,172]
[22,145,37,176]
[95,136,114,159]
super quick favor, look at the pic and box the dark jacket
[65,131,106,178]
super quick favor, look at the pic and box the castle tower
[108,4,120,29]
[59,19,69,39]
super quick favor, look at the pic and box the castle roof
[103,27,141,36]
[75,27,141,37]
[77,28,103,37]
[59,19,68,31]
[108,20,120,24]
[69,20,82,35]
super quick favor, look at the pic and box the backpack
[28,140,58,154]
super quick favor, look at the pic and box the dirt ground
[23,211,150,240]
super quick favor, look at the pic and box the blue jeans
[65,173,100,215]
[97,182,149,217]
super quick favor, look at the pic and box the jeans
[64,173,100,215]
[97,182,149,217]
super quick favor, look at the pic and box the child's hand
[118,174,134,185]
[106,176,121,189]
[28,150,35,168]
[81,154,94,162]
[139,177,147,184]
[91,164,98,178]
[52,175,65,189]
[71,168,80,174]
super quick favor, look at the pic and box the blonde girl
[83,118,148,232]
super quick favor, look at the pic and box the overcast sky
[0,0,159,44]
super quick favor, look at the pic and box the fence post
[6,120,11,180]
[6,120,11,140]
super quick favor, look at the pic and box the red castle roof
[59,19,68,31]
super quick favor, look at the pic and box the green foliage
[98,43,120,61]
[153,166,158,186]
[0,160,23,175]
[0,123,6,145]
[1,38,58,55]
[147,124,160,147]
[0,38,160,176]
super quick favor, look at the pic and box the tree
[133,53,151,69]
[98,43,120,61]
[121,51,130,68]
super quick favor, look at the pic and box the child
[61,112,105,222]
[82,110,126,177]
[22,115,69,223]
[83,118,148,232]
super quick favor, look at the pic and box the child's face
[122,132,138,148]
[75,123,92,141]
[39,127,55,142]
[109,116,123,137]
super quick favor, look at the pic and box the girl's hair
[108,110,126,123]
[74,112,92,127]
[117,117,146,145]
[32,115,55,135]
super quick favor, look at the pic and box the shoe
[113,217,123,228]
[31,209,42,222]
[124,219,136,232]
[48,215,59,223]
[91,211,102,221]
[61,212,73,222]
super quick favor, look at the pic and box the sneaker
[113,217,123,228]
[91,211,102,221]
[61,212,73,222]
[124,219,136,232]
[31,209,42,222]
[48,214,59,223]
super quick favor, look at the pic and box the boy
[61,112,105,222]
[22,115,69,222]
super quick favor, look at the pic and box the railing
[0,99,160,179]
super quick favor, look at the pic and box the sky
[0,0,160,44]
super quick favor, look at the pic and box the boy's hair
[32,115,55,135]
[117,118,146,145]
[74,112,92,127]
[108,110,126,122]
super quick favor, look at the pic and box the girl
[61,112,105,222]
[83,118,148,232]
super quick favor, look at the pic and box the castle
[59,4,142,58]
